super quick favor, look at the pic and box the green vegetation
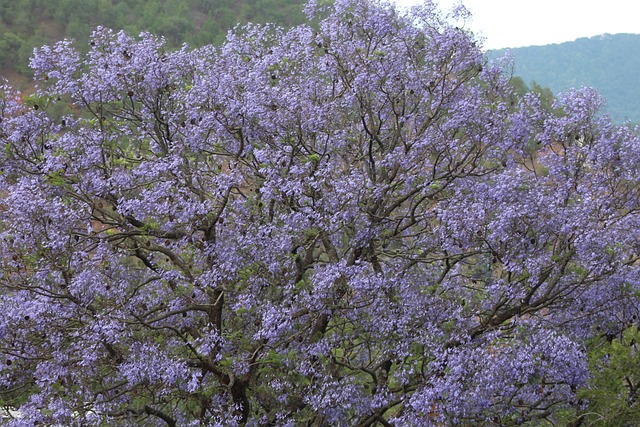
[509,76,555,111]
[549,326,640,426]
[491,33,640,123]
[0,0,311,86]
[576,326,640,426]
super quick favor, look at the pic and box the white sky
[393,0,640,50]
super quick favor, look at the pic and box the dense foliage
[490,34,640,123]
[1,0,640,425]
[576,327,640,426]
[0,0,310,80]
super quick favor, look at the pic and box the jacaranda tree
[1,0,640,425]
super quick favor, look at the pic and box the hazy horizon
[393,0,640,50]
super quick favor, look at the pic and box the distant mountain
[489,33,640,123]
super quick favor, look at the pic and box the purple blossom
[1,0,639,425]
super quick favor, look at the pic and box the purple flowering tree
[1,0,640,425]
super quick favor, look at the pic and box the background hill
[490,33,640,123]
[0,0,310,88]
[2,1,639,123]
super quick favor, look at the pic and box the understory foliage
[576,326,640,426]
[1,0,640,425]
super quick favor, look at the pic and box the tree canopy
[1,0,640,425]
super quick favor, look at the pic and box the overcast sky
[393,0,640,50]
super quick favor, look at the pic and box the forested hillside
[490,33,640,123]
[0,0,310,86]
[4,1,638,124]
